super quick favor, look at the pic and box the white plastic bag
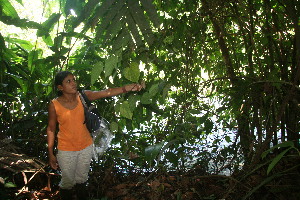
[91,118,114,160]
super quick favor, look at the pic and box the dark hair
[54,71,73,96]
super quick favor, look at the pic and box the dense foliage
[1,0,300,199]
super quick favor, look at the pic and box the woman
[47,71,142,199]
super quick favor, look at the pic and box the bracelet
[122,86,127,93]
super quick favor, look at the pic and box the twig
[18,167,45,195]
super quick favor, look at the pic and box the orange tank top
[52,94,93,151]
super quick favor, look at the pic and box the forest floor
[1,140,299,200]
[1,162,300,200]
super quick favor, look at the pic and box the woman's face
[58,74,77,94]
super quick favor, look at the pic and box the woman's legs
[74,144,93,184]
[57,150,78,189]
[57,144,93,199]
[74,144,93,200]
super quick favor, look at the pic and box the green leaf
[145,141,164,164]
[37,13,61,37]
[189,109,201,115]
[6,38,34,51]
[72,64,93,70]
[105,55,118,77]
[141,92,152,104]
[3,48,21,63]
[28,50,40,73]
[114,102,121,114]
[64,0,84,16]
[128,94,140,111]
[91,61,104,85]
[9,73,28,93]
[120,101,133,119]
[162,83,171,99]
[242,173,282,200]
[125,12,143,47]
[124,62,140,82]
[0,33,6,58]
[4,182,17,188]
[51,35,64,52]
[1,0,19,19]
[110,121,118,132]
[225,136,231,143]
[113,29,131,52]
[204,119,214,134]
[148,83,159,97]
[15,0,23,5]
[128,0,154,45]
[97,9,117,37]
[34,83,43,98]
[164,35,174,44]
[44,13,61,29]
[261,141,294,159]
[104,7,125,41]
[267,147,292,175]
[140,0,161,28]
[46,85,53,96]
[42,34,53,46]
[0,16,41,29]
[165,151,179,166]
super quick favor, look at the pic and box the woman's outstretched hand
[124,81,145,92]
